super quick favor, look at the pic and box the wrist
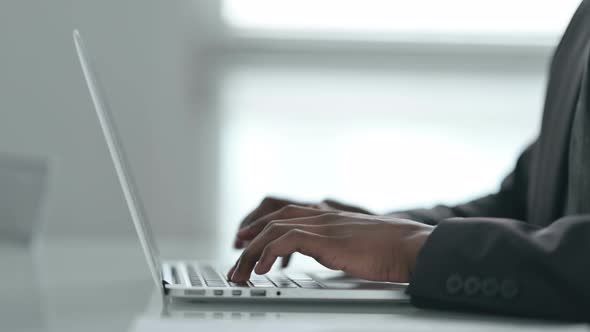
[405,226,434,275]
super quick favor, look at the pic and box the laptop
[73,30,409,302]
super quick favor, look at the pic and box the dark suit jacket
[405,1,590,321]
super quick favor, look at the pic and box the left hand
[228,208,434,283]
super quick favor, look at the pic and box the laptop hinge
[162,280,170,295]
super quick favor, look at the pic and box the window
[223,0,581,45]
[212,0,572,247]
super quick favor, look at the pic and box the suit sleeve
[407,216,590,321]
[392,142,536,225]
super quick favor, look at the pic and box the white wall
[212,50,548,251]
[0,0,216,239]
[0,1,553,245]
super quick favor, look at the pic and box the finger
[254,230,342,275]
[234,197,293,249]
[233,238,244,249]
[280,254,292,268]
[233,238,251,249]
[239,197,305,230]
[234,198,310,249]
[232,222,331,282]
[237,206,330,241]
[231,220,334,282]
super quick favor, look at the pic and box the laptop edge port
[184,289,206,296]
[214,290,224,296]
[250,290,266,297]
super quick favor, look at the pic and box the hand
[227,209,433,283]
[233,196,372,249]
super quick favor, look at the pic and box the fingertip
[237,227,256,241]
[231,271,249,283]
[238,222,254,233]
[236,233,251,243]
[229,261,249,282]
[234,238,252,249]
[254,263,264,275]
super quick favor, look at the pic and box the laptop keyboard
[200,265,227,287]
[187,263,323,289]
[186,264,203,287]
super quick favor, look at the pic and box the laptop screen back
[74,30,163,290]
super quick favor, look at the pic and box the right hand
[233,197,372,266]
[227,209,433,283]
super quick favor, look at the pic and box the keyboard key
[228,282,250,288]
[274,281,298,288]
[284,272,313,281]
[206,281,228,287]
[267,276,291,283]
[249,281,275,288]
[249,274,269,281]
[267,275,297,284]
[203,276,223,281]
[295,281,323,289]
[186,265,203,286]
[200,265,224,278]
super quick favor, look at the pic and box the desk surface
[3,237,589,332]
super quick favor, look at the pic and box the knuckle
[279,204,298,215]
[265,219,279,229]
[286,228,304,239]
[285,204,299,211]
[268,222,289,234]
[266,222,280,233]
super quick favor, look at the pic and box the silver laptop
[73,30,409,302]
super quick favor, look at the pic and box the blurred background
[1,0,583,271]
[1,1,585,331]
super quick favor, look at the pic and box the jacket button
[446,274,463,295]
[463,276,481,296]
[501,279,519,299]
[482,278,499,297]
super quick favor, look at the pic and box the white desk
[132,294,590,332]
[3,237,589,332]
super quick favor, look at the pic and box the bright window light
[223,0,581,37]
